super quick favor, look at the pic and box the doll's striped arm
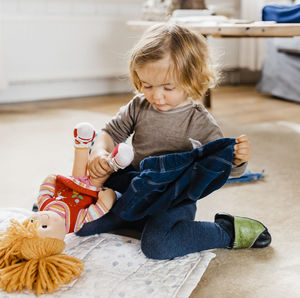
[74,196,109,232]
[37,183,56,210]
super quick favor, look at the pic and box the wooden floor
[0,85,299,124]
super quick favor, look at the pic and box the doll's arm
[37,174,57,210]
[96,188,117,210]
[73,188,116,232]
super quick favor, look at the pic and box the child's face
[136,55,190,111]
[30,211,66,240]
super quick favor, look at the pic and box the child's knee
[141,232,170,260]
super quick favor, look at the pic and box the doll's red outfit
[38,175,108,233]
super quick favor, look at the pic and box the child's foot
[73,122,96,148]
[107,143,134,171]
[215,213,271,249]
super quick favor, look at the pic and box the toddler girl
[77,23,271,259]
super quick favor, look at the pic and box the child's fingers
[100,158,114,173]
[233,157,242,164]
[234,143,249,151]
[88,166,101,178]
[235,147,250,155]
[234,142,251,163]
[89,160,108,178]
[233,153,249,163]
[235,134,248,143]
[235,154,248,161]
[234,144,251,155]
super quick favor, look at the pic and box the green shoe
[215,213,271,249]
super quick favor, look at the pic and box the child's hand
[233,135,251,166]
[88,153,114,179]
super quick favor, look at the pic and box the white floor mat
[0,208,215,298]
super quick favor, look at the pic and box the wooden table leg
[204,89,211,108]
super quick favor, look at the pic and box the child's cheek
[142,89,152,102]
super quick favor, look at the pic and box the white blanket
[0,208,215,298]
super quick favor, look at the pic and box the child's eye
[143,86,152,89]
[42,225,48,229]
[164,87,175,91]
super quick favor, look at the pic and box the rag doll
[34,122,134,237]
[0,122,133,295]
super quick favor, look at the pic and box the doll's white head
[29,210,66,240]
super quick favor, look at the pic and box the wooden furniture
[127,20,300,107]
[128,20,300,37]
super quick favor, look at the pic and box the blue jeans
[112,138,234,221]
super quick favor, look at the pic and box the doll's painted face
[30,211,66,240]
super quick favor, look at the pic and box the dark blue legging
[76,200,230,259]
[141,202,230,259]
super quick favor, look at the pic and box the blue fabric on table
[262,4,300,23]
[111,138,235,221]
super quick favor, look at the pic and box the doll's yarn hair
[0,218,83,295]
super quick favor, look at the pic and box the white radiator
[0,0,143,103]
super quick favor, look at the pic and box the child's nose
[152,88,164,103]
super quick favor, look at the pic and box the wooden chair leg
[204,89,211,108]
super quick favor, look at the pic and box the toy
[0,122,134,295]
[35,122,133,236]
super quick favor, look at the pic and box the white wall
[0,0,143,103]
[0,0,249,103]
[205,0,240,70]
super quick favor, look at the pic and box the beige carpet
[192,120,300,298]
[1,109,300,297]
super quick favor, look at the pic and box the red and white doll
[31,122,134,239]
[0,123,134,295]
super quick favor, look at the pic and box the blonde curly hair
[0,219,83,295]
[129,22,218,100]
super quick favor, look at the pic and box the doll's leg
[72,122,96,177]
[72,122,134,187]
[36,174,57,210]
[72,148,90,177]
